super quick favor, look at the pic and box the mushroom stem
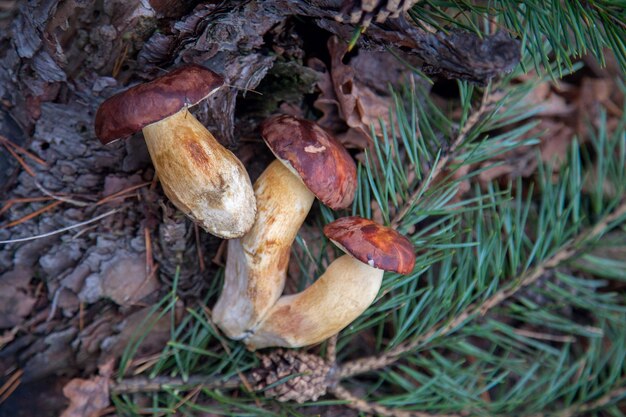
[244,255,383,350]
[142,108,255,239]
[213,160,315,339]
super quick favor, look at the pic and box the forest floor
[0,1,624,416]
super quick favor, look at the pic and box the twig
[79,302,84,332]
[0,308,50,348]
[0,369,23,404]
[144,226,154,275]
[512,328,576,343]
[163,385,202,417]
[112,42,129,79]
[0,134,48,166]
[339,199,626,378]
[330,384,463,417]
[528,385,626,417]
[110,375,240,394]
[46,286,63,322]
[95,182,150,206]
[0,196,54,216]
[194,223,205,272]
[0,200,63,229]
[0,208,121,244]
[129,353,164,377]
[2,144,36,176]
[34,180,91,207]
[391,89,494,229]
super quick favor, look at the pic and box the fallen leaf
[60,359,114,417]
[576,78,623,135]
[101,254,159,306]
[539,120,575,166]
[312,36,422,150]
[309,57,345,134]
[328,36,394,138]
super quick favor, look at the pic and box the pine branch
[338,198,626,379]
[391,88,495,229]
[410,0,626,74]
[528,385,626,417]
[330,384,464,417]
[111,375,240,395]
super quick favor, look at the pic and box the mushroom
[213,115,357,339]
[94,64,256,239]
[245,216,415,350]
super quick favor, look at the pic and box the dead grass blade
[0,200,63,229]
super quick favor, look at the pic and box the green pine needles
[112,4,626,417]
[410,0,626,76]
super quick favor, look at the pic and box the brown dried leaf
[576,78,623,135]
[60,359,114,417]
[521,82,574,117]
[539,120,576,166]
[478,163,516,185]
[310,57,344,133]
[312,36,419,150]
[328,36,394,137]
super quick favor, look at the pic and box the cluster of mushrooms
[95,64,416,350]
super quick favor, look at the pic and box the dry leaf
[539,120,576,166]
[576,78,623,135]
[60,359,114,417]
[101,254,159,306]
[312,36,420,150]
[309,57,345,134]
[328,36,394,136]
[521,82,574,117]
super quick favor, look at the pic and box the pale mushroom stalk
[213,115,357,340]
[212,160,315,339]
[142,108,254,238]
[94,64,256,239]
[244,216,416,350]
[245,255,383,349]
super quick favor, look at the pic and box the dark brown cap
[260,115,356,210]
[324,216,415,274]
[95,64,224,144]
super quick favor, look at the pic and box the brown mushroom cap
[95,64,224,144]
[323,216,416,274]
[260,115,357,210]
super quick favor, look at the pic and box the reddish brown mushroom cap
[324,216,416,274]
[260,115,357,210]
[94,64,224,144]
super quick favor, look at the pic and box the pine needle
[0,134,48,167]
[339,199,626,378]
[0,208,120,244]
[0,369,23,404]
[0,196,54,216]
[0,200,63,229]
[2,142,36,176]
